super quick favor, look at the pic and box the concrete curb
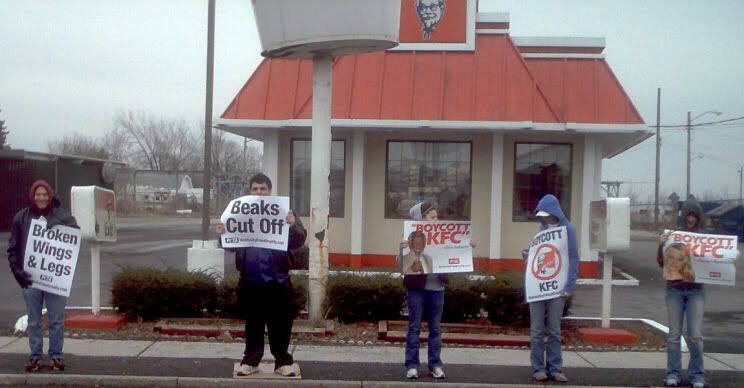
[0,374,655,387]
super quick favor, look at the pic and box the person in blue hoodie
[525,194,578,383]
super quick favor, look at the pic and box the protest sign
[524,226,569,303]
[664,230,739,286]
[400,221,472,274]
[220,195,290,250]
[23,218,82,297]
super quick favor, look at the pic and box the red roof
[221,34,644,125]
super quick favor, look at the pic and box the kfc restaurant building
[216,0,649,277]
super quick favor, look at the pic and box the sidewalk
[1,336,743,387]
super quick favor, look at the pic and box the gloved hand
[12,267,32,289]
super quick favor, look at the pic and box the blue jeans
[22,288,67,361]
[405,289,444,370]
[529,297,565,375]
[666,285,705,384]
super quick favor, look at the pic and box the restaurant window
[290,139,345,217]
[513,142,572,221]
[385,141,472,220]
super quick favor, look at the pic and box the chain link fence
[114,168,256,216]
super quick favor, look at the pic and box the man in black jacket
[219,173,306,377]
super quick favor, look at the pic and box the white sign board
[525,226,569,303]
[664,230,739,286]
[71,186,117,242]
[400,221,473,274]
[23,218,81,297]
[220,195,290,250]
[590,198,630,252]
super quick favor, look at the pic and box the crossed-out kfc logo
[531,244,563,292]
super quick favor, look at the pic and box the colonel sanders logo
[415,0,445,40]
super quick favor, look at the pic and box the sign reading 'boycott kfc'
[664,230,739,286]
[401,221,473,274]
[525,226,569,303]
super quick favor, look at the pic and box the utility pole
[686,111,691,199]
[200,0,215,240]
[654,88,661,227]
[739,165,743,206]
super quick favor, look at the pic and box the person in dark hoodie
[657,195,706,388]
[216,173,306,377]
[525,194,578,383]
[7,180,78,372]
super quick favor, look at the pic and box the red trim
[328,254,600,277]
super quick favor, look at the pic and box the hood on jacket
[409,201,437,221]
[29,179,58,216]
[680,194,704,230]
[534,194,568,227]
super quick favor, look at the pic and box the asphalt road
[1,218,742,353]
[571,232,744,354]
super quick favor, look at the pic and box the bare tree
[113,111,200,170]
[47,132,108,159]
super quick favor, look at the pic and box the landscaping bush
[325,273,405,323]
[112,266,217,321]
[442,275,484,323]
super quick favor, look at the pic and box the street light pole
[686,111,691,199]
[739,165,743,206]
[685,110,722,199]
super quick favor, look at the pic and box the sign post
[71,186,117,316]
[590,198,630,328]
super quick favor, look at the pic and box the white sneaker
[692,382,705,388]
[431,367,446,379]
[664,377,679,387]
[275,364,297,377]
[406,368,419,379]
[236,364,257,376]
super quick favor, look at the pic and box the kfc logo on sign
[709,272,721,278]
[448,258,460,264]
[415,0,445,40]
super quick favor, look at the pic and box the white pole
[308,53,332,325]
[601,252,613,328]
[91,242,101,316]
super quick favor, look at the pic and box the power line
[659,115,744,129]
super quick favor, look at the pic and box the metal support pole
[201,0,215,240]
[686,111,691,199]
[601,252,613,328]
[308,53,332,325]
[739,165,743,206]
[91,242,101,316]
[654,88,661,227]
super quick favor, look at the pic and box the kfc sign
[398,0,473,47]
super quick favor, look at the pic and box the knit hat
[29,179,54,216]
[409,201,437,221]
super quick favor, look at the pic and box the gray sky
[1,0,743,201]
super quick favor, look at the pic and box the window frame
[384,139,473,220]
[512,141,573,222]
[289,138,346,218]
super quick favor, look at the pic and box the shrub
[441,275,483,323]
[325,273,405,323]
[112,266,217,321]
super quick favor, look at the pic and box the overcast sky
[1,0,742,202]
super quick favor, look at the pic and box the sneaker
[532,371,548,381]
[406,368,419,379]
[51,358,65,371]
[236,363,257,376]
[664,377,679,387]
[692,382,705,388]
[275,364,297,377]
[25,359,41,372]
[431,367,446,379]
[551,372,569,383]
